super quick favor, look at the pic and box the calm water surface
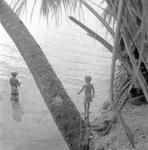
[0,7,111,150]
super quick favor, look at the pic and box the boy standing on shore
[78,76,95,120]
[10,72,21,102]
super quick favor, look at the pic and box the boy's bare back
[78,76,95,102]
[84,83,94,97]
[10,78,20,87]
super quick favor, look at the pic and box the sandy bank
[91,102,148,150]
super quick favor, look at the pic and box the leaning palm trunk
[0,1,88,150]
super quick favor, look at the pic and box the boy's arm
[78,85,85,95]
[10,79,12,87]
[17,79,21,87]
[92,84,95,97]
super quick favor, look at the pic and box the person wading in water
[78,76,95,121]
[10,72,21,102]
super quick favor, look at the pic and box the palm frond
[11,0,79,19]
[81,0,115,37]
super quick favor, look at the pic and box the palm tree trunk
[0,1,88,150]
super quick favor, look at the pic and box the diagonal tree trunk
[0,1,88,150]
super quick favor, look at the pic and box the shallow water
[0,7,111,150]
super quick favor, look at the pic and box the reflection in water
[11,101,23,122]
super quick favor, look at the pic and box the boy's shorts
[11,86,19,102]
[84,96,92,103]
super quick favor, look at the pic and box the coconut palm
[0,1,89,150]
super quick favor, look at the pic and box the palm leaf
[81,0,115,37]
[11,0,79,18]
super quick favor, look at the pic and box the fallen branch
[69,16,113,52]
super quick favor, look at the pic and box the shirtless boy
[78,76,95,120]
[10,72,21,102]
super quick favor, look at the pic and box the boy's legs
[84,102,87,119]
[86,102,90,121]
[88,102,90,112]
[11,87,19,102]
